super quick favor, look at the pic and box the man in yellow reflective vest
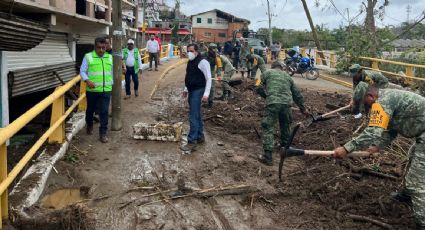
[80,37,113,143]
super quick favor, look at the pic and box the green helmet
[349,64,362,73]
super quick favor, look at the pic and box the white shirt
[184,58,212,98]
[122,48,143,70]
[146,39,160,53]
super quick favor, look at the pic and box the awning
[0,12,49,51]
[140,27,191,35]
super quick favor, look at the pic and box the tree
[301,0,327,64]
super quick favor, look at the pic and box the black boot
[228,90,234,100]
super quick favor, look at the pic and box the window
[180,25,186,29]
[204,32,212,37]
[197,18,201,23]
[218,33,226,38]
[207,18,212,24]
[155,24,162,28]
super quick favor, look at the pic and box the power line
[327,0,348,22]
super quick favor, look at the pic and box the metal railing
[0,76,87,228]
[139,44,181,64]
[279,48,425,83]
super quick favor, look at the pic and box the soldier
[204,43,222,108]
[256,61,308,166]
[246,53,267,81]
[198,39,208,54]
[334,82,425,229]
[216,54,236,101]
[239,38,253,79]
[349,64,389,89]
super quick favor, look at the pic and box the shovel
[305,104,351,127]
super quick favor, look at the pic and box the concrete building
[190,9,250,43]
[0,0,136,127]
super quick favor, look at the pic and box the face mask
[188,52,196,61]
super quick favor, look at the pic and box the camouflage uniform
[256,67,306,163]
[350,64,389,89]
[247,54,267,80]
[346,84,425,228]
[240,42,253,77]
[217,54,235,95]
[203,44,220,107]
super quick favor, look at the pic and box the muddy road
[17,60,414,229]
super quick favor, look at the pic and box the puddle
[41,187,89,210]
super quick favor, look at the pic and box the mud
[12,62,415,229]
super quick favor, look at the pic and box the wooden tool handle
[304,150,371,158]
[321,104,351,118]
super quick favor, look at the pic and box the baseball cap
[127,39,135,44]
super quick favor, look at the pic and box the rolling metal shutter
[6,32,73,71]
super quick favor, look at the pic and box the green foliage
[171,22,179,45]
[64,151,79,163]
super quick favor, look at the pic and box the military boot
[228,90,234,100]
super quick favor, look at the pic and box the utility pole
[406,4,412,24]
[111,0,123,131]
[133,1,139,46]
[266,0,273,46]
[141,0,147,47]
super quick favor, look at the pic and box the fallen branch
[347,213,394,230]
[346,161,399,180]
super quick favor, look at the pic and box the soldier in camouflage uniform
[239,39,253,79]
[256,61,307,166]
[216,54,236,101]
[334,82,425,229]
[349,64,389,89]
[203,43,222,108]
[246,53,267,80]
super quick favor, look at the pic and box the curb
[320,74,353,89]
[150,58,188,99]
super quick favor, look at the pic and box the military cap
[208,43,217,48]
[349,64,362,73]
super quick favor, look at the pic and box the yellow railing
[0,75,87,228]
[280,47,425,83]
[139,44,180,64]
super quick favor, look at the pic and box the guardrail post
[48,87,65,144]
[330,53,336,68]
[0,142,7,224]
[78,81,87,112]
[371,60,379,70]
[405,66,414,85]
[316,52,321,65]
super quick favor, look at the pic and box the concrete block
[133,122,183,142]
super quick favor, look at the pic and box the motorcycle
[285,54,319,80]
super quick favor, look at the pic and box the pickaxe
[305,104,351,127]
[278,120,371,182]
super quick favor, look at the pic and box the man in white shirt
[146,35,160,71]
[180,43,212,152]
[122,39,143,99]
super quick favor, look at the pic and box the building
[0,0,136,127]
[190,9,250,43]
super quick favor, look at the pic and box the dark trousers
[86,91,111,135]
[233,57,240,69]
[125,66,139,95]
[187,87,205,144]
[149,52,158,69]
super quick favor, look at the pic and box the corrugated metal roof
[0,12,48,51]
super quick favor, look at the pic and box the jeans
[86,91,111,136]
[125,66,139,96]
[233,57,240,69]
[149,52,158,69]
[187,87,205,144]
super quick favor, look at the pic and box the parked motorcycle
[285,54,319,80]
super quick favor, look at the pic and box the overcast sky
[164,0,424,30]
